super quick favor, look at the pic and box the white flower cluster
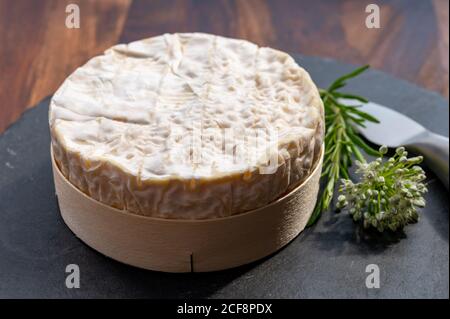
[337,146,427,232]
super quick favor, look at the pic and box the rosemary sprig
[307,65,380,226]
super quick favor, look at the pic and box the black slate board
[0,55,448,299]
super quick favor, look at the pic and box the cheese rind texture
[49,33,324,219]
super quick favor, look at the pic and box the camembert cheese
[49,33,324,219]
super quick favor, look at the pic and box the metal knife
[342,99,449,190]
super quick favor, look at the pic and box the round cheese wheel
[49,33,324,219]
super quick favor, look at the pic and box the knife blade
[340,99,449,190]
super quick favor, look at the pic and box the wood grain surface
[0,0,448,133]
[52,145,323,272]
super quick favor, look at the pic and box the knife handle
[408,132,449,190]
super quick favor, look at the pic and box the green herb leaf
[327,65,370,92]
[332,92,369,103]
[307,65,380,227]
[347,107,380,123]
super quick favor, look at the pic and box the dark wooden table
[0,0,448,133]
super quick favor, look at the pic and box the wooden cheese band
[51,146,323,272]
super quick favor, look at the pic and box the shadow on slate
[0,55,448,298]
